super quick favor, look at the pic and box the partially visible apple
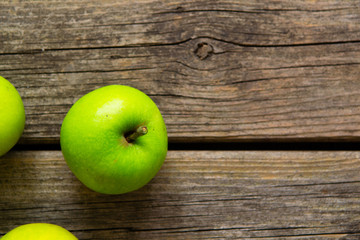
[60,85,168,194]
[1,223,78,240]
[0,76,25,157]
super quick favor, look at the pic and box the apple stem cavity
[125,126,148,143]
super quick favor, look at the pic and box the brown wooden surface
[1,0,360,239]
[1,0,360,143]
[1,150,360,239]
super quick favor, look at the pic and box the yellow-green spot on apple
[60,85,168,194]
[0,76,25,157]
[1,223,78,240]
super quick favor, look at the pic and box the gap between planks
[13,141,360,151]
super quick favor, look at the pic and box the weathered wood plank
[1,0,360,143]
[1,0,360,51]
[1,150,360,239]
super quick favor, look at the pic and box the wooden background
[1,0,360,239]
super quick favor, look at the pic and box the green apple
[0,76,25,157]
[1,223,78,240]
[60,85,167,194]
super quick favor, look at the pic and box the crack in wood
[154,7,357,15]
[1,36,360,56]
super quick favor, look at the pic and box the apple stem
[125,126,148,143]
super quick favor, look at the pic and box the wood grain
[1,150,360,239]
[0,0,360,143]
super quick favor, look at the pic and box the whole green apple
[1,223,78,240]
[60,85,168,194]
[0,76,25,157]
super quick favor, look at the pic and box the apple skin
[0,76,25,157]
[60,85,168,194]
[1,223,78,240]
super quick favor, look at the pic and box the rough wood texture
[1,150,360,239]
[1,0,360,143]
[1,2,360,238]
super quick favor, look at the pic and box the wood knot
[175,6,184,12]
[194,42,213,60]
